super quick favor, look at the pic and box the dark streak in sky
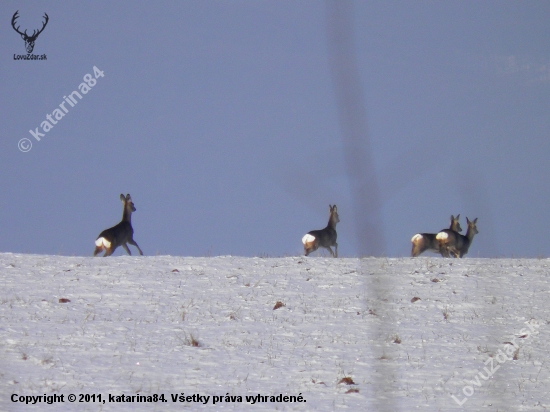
[326,0,385,257]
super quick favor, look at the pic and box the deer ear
[473,218,478,223]
[456,214,460,219]
[120,194,126,202]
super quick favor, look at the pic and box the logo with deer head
[11,11,49,54]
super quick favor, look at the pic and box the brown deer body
[436,217,478,258]
[302,205,340,257]
[411,215,462,257]
[94,194,143,257]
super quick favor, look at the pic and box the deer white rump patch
[435,232,448,241]
[302,234,316,245]
[411,234,423,243]
[95,237,111,248]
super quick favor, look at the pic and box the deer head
[12,11,49,54]
[330,205,340,225]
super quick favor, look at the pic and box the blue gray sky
[1,1,549,257]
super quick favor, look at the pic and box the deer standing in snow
[411,215,462,257]
[302,205,340,257]
[94,194,144,257]
[436,217,478,258]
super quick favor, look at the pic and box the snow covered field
[1,253,549,411]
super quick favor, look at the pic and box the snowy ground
[1,253,550,411]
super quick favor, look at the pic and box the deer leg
[446,246,459,258]
[103,247,114,257]
[325,246,335,257]
[128,239,144,255]
[334,242,338,258]
[122,243,132,256]
[304,241,317,256]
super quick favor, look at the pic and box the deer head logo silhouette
[11,11,49,54]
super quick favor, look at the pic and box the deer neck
[465,227,476,243]
[327,215,338,230]
[122,208,133,223]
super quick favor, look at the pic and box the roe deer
[94,194,144,257]
[411,215,462,257]
[436,217,478,258]
[302,205,340,257]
